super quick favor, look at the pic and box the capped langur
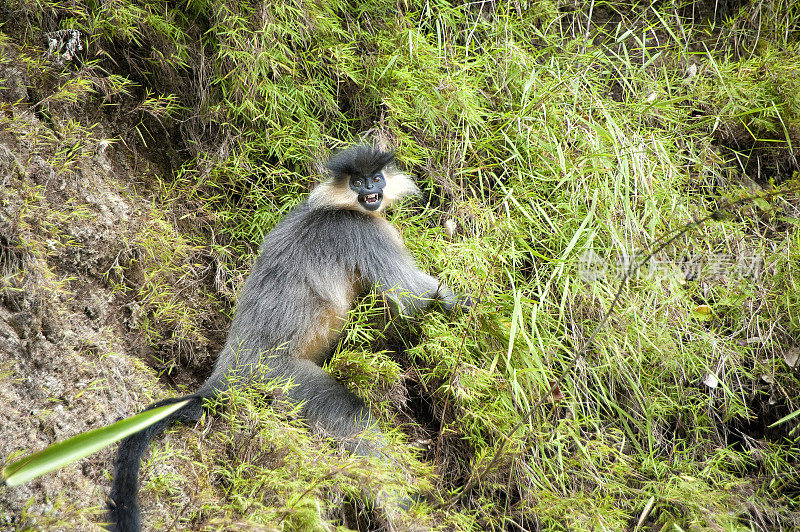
[108,145,472,531]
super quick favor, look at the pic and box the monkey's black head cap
[326,145,396,183]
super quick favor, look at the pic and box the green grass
[1,0,800,530]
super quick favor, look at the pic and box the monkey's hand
[385,288,474,319]
[386,292,430,319]
[437,292,475,315]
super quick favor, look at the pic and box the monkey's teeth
[365,194,379,203]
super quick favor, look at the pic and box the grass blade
[2,399,190,487]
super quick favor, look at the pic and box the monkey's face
[349,172,386,212]
[308,161,418,214]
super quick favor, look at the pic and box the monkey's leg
[285,359,417,515]
[286,359,384,457]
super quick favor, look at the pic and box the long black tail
[107,394,206,532]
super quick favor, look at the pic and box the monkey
[107,145,472,531]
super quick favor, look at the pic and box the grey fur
[108,145,471,531]
[200,202,466,449]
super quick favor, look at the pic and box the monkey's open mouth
[360,193,382,211]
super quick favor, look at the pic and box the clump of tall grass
[2,0,799,529]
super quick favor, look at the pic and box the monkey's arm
[360,226,473,318]
[381,274,472,318]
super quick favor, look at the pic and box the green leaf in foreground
[768,408,800,429]
[1,399,190,487]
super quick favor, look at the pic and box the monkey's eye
[372,175,382,183]
[353,179,362,187]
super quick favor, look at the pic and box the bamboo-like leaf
[768,408,800,429]
[1,399,190,487]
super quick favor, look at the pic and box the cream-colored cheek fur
[381,169,419,207]
[308,180,359,211]
[308,169,419,214]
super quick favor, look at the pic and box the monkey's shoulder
[254,203,402,263]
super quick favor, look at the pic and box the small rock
[702,373,719,388]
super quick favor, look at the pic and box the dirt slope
[0,39,212,530]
